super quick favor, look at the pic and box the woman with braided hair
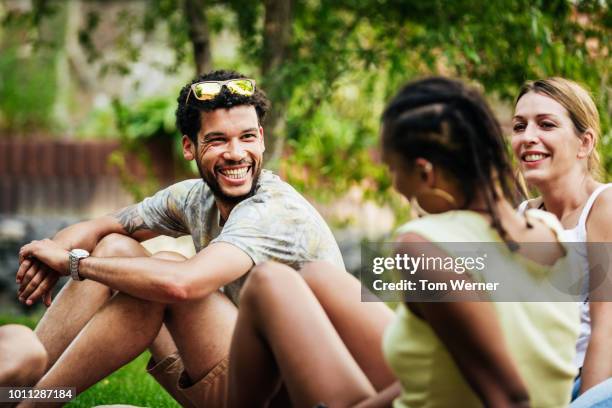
[226,78,579,408]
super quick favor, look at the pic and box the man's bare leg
[300,261,395,391]
[17,293,165,408]
[141,251,187,366]
[18,289,236,407]
[34,234,180,370]
[228,262,375,408]
[0,325,47,387]
[34,234,147,368]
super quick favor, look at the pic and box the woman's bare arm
[582,189,612,393]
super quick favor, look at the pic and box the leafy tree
[2,0,609,200]
[0,0,67,133]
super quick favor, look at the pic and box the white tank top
[518,183,612,368]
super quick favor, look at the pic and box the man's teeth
[221,167,249,179]
[524,154,547,162]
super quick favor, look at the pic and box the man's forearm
[19,240,249,306]
[52,205,158,251]
[78,256,204,303]
[52,216,126,251]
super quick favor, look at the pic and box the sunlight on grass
[66,353,179,407]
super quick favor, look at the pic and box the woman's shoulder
[586,184,612,240]
[590,184,612,212]
[395,211,494,243]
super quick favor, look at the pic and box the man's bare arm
[19,239,253,304]
[16,204,160,305]
[78,242,253,302]
[53,204,158,250]
[110,205,158,240]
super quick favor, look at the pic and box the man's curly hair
[176,70,271,143]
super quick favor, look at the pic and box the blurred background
[0,0,609,312]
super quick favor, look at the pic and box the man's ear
[577,128,595,160]
[259,125,265,152]
[182,135,196,161]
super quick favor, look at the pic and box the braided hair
[381,77,519,250]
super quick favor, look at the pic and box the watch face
[71,249,90,258]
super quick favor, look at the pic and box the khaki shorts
[147,353,228,408]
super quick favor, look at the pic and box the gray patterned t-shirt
[136,170,345,303]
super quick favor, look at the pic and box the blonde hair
[515,77,602,180]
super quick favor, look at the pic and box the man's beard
[196,160,262,206]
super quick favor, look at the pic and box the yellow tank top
[382,210,579,408]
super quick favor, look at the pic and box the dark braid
[382,77,520,251]
[444,101,519,250]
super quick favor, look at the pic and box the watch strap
[69,252,85,281]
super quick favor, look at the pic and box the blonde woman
[513,77,612,405]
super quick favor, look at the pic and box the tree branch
[183,0,212,75]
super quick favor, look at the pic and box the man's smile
[216,164,252,184]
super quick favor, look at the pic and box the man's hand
[17,259,59,306]
[19,239,70,274]
[17,239,70,306]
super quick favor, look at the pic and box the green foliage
[275,0,611,194]
[0,47,57,132]
[0,313,40,328]
[113,97,177,141]
[78,1,191,76]
[2,0,609,202]
[282,71,391,202]
[77,0,233,76]
[75,107,118,139]
[108,95,194,201]
[0,1,67,133]
[77,92,201,199]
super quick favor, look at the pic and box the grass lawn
[1,314,179,407]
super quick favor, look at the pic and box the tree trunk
[183,0,212,75]
[261,0,292,164]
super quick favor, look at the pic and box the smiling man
[15,70,344,407]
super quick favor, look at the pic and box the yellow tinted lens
[193,82,221,100]
[227,79,255,95]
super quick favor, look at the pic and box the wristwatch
[69,249,90,281]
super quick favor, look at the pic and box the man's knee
[111,291,165,320]
[0,325,47,386]
[93,233,146,258]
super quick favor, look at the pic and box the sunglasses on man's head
[185,79,256,104]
